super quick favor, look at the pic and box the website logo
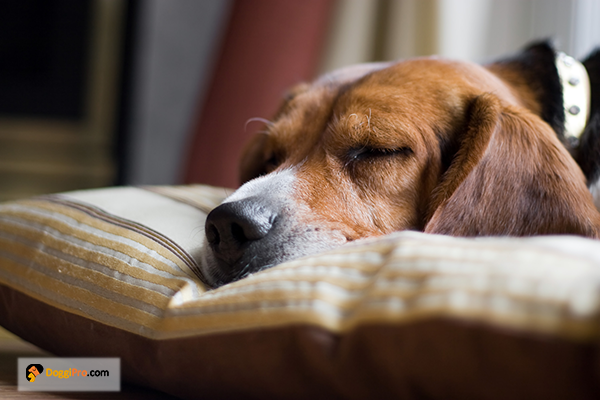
[25,364,44,383]
[18,358,120,392]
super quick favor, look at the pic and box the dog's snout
[205,200,277,263]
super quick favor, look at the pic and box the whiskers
[245,117,274,132]
[190,225,205,241]
[234,255,258,281]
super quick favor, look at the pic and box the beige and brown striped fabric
[2,185,600,399]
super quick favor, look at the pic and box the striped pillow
[2,185,600,399]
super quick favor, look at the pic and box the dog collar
[556,52,591,141]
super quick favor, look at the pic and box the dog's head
[200,42,600,287]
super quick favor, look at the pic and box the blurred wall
[4,0,597,194]
[119,0,600,189]
[124,0,232,185]
[183,0,336,188]
[320,0,600,75]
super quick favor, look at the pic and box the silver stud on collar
[562,54,575,67]
[556,52,591,140]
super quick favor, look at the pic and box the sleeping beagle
[200,41,600,287]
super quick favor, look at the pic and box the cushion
[2,185,600,399]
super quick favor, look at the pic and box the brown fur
[240,58,600,241]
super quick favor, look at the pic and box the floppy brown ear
[425,93,600,237]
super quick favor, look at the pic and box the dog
[200,41,600,288]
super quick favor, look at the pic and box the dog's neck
[556,52,591,144]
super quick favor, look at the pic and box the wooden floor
[0,327,178,399]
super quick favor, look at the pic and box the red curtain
[183,0,335,188]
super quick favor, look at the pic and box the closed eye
[346,146,413,164]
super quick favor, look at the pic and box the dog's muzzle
[200,170,347,287]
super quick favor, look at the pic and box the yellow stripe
[2,245,597,341]
[0,235,174,308]
[0,257,163,330]
[147,302,599,341]
[1,202,201,282]
[144,185,232,212]
[0,218,195,293]
[28,200,196,277]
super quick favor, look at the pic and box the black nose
[205,199,277,265]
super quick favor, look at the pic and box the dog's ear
[239,133,269,185]
[425,93,600,237]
